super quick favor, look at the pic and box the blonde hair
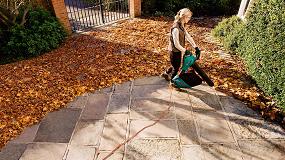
[174,8,193,23]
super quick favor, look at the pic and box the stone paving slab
[193,110,226,120]
[0,143,27,160]
[130,98,172,112]
[113,81,132,94]
[108,93,130,113]
[220,96,260,119]
[171,89,190,100]
[96,87,113,94]
[197,118,235,143]
[67,94,89,109]
[132,85,171,99]
[34,108,81,143]
[126,139,181,160]
[81,93,110,120]
[70,120,104,146]
[134,76,169,86]
[19,143,67,160]
[177,120,199,145]
[191,83,217,94]
[190,93,222,111]
[230,117,285,139]
[96,152,124,160]
[181,145,204,160]
[182,143,245,160]
[130,111,176,120]
[65,145,96,160]
[202,143,244,160]
[11,124,39,143]
[129,120,178,139]
[1,76,285,160]
[238,140,285,160]
[174,98,193,120]
[99,114,128,152]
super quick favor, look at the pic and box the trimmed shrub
[1,7,67,60]
[141,0,241,16]
[211,16,244,52]
[212,0,285,110]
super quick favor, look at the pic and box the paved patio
[0,76,284,160]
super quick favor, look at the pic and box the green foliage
[212,16,244,51]
[213,0,285,110]
[1,7,67,61]
[141,0,241,16]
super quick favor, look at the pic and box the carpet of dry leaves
[0,16,284,149]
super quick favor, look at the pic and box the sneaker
[161,72,171,81]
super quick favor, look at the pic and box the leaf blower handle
[195,47,201,60]
[180,50,196,74]
[185,50,192,56]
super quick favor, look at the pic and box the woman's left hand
[195,47,201,60]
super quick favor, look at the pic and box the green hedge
[212,16,244,52]
[212,0,285,110]
[142,0,241,16]
[0,7,67,62]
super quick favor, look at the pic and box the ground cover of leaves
[0,17,284,149]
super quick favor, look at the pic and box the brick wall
[130,0,141,17]
[50,0,72,34]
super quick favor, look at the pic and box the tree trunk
[20,8,29,26]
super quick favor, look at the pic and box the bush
[212,16,244,51]
[1,7,67,60]
[141,0,241,16]
[212,0,285,110]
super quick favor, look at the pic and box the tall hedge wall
[212,0,285,110]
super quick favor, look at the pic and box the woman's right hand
[185,50,191,55]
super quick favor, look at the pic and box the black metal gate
[65,0,129,32]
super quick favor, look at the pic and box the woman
[162,8,201,81]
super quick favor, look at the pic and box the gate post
[99,0,105,23]
[237,0,249,19]
[130,0,141,17]
[50,0,72,34]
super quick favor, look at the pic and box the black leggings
[166,51,182,79]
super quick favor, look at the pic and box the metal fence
[65,0,129,32]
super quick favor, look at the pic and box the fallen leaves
[200,49,285,124]
[0,16,284,149]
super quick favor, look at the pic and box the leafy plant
[1,7,67,62]
[212,16,244,51]
[212,0,285,110]
[141,0,241,16]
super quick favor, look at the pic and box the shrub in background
[212,0,285,110]
[1,7,67,61]
[211,16,244,52]
[141,0,241,16]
